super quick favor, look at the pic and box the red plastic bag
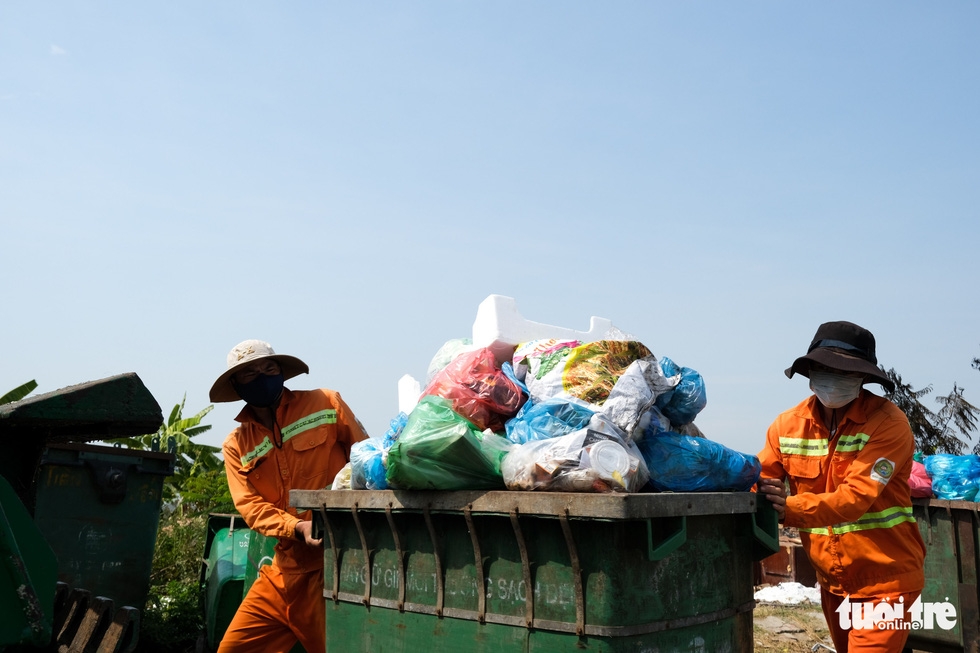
[421,347,526,432]
[910,460,933,498]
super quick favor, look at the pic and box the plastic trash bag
[421,347,526,433]
[502,424,649,493]
[350,439,389,490]
[330,463,352,490]
[426,338,475,383]
[634,405,671,442]
[518,339,654,408]
[385,395,512,490]
[924,454,980,501]
[600,358,678,438]
[909,460,933,498]
[637,432,760,492]
[504,398,595,445]
[382,412,409,449]
[654,357,707,426]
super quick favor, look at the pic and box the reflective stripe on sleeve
[241,436,273,469]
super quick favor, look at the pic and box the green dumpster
[31,442,175,611]
[906,498,980,653]
[199,517,305,653]
[291,489,778,652]
[243,523,277,596]
[200,514,253,651]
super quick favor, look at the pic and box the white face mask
[809,369,864,409]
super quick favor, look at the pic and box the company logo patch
[870,457,896,484]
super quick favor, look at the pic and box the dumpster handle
[423,507,445,617]
[385,505,406,612]
[463,506,486,623]
[752,499,780,559]
[509,509,534,628]
[321,505,340,603]
[351,503,372,607]
[646,516,687,561]
[558,509,585,636]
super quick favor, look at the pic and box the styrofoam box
[397,295,618,414]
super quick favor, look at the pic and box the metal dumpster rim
[290,489,761,519]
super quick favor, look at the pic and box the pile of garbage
[333,331,761,495]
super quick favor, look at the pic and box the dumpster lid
[291,489,761,520]
[0,373,163,443]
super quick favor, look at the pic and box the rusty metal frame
[509,508,534,628]
[351,503,372,607]
[385,504,406,612]
[558,509,585,636]
[463,505,486,624]
[423,506,444,618]
[320,505,340,603]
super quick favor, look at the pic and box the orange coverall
[219,388,368,653]
[759,390,926,653]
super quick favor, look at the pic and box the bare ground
[753,602,834,652]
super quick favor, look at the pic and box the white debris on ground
[755,582,822,605]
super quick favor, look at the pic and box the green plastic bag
[385,395,512,490]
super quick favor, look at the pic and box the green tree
[884,356,980,455]
[108,395,222,509]
[111,395,234,653]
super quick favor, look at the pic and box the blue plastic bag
[504,398,595,445]
[654,357,707,426]
[924,454,980,501]
[382,412,409,449]
[637,432,760,492]
[350,438,389,490]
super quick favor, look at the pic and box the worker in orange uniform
[209,340,368,653]
[758,321,926,653]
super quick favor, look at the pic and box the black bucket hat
[785,321,894,393]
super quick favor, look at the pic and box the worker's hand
[294,520,322,547]
[757,477,787,521]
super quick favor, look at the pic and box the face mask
[234,373,284,407]
[809,369,864,409]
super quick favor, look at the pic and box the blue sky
[2,3,978,457]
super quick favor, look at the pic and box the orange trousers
[820,588,920,653]
[217,563,325,653]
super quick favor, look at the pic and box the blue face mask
[234,373,284,407]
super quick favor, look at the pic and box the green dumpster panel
[906,499,979,653]
[243,526,278,596]
[31,442,174,610]
[292,490,773,652]
[0,475,57,648]
[209,515,305,653]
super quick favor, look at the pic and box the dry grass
[753,602,834,653]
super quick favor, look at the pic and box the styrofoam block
[395,296,620,415]
[472,294,616,363]
[397,374,421,415]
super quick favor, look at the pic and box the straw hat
[209,339,309,403]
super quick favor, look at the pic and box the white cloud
[50,44,67,56]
